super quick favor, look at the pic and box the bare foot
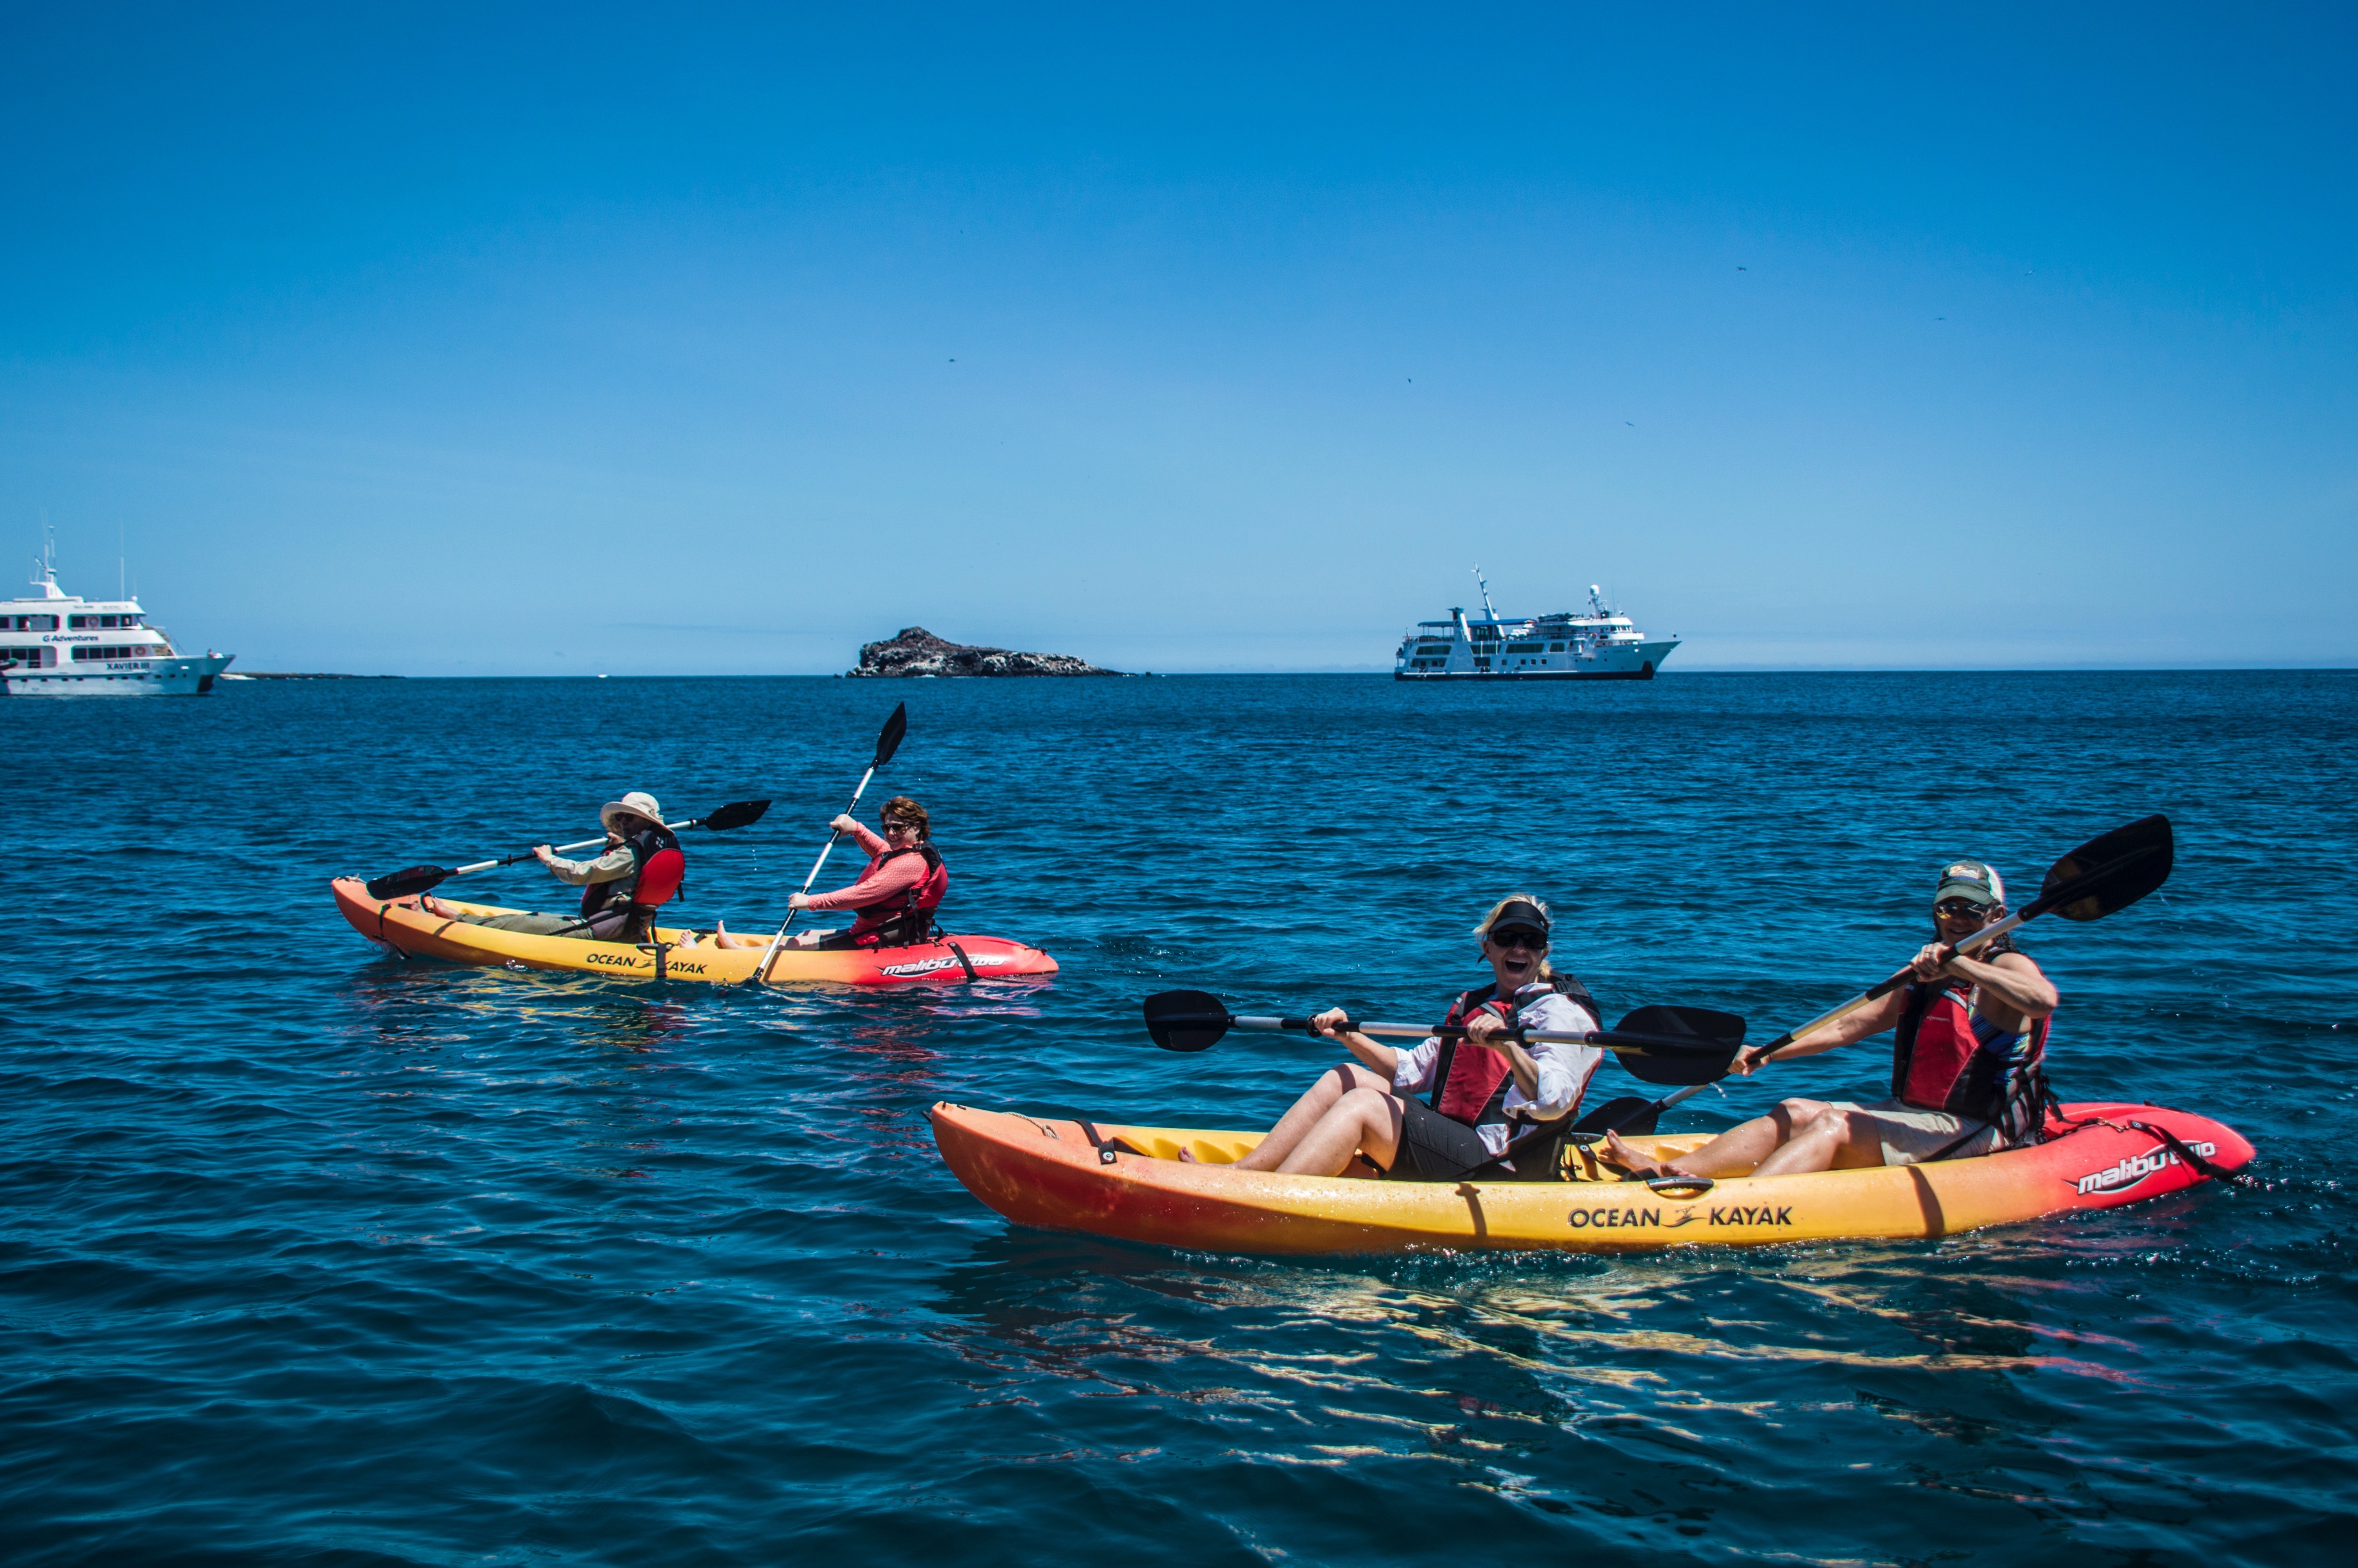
[708,920,748,951]
[420,894,449,916]
[1176,1147,1198,1163]
[1603,1129,1679,1180]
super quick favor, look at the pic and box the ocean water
[5,671,2353,1566]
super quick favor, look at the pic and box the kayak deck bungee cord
[332,878,1057,985]
[928,1101,2253,1254]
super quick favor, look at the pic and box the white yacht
[1394,569,1679,681]
[2,539,234,697]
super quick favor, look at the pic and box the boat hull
[929,1101,2253,1254]
[1393,661,1662,682]
[2,653,233,695]
[332,877,1058,986]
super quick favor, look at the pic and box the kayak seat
[633,846,686,908]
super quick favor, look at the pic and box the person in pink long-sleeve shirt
[708,796,946,951]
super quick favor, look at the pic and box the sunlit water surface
[5,672,2353,1565]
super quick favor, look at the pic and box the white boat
[1393,569,1679,682]
[2,538,234,697]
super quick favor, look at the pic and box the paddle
[1140,990,1747,1087]
[1588,812,2177,1139]
[363,798,773,900]
[751,703,910,984]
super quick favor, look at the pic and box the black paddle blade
[873,702,909,769]
[1604,1004,1747,1086]
[1142,988,1232,1052]
[1571,1095,1659,1138]
[1615,1005,1746,1049]
[699,798,771,832]
[364,865,451,900]
[1611,1042,1744,1086]
[2036,814,2174,922]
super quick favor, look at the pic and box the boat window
[70,645,141,662]
[1548,642,1564,651]
[10,615,58,631]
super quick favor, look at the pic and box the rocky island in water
[846,627,1128,678]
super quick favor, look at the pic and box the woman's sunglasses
[1933,899,1987,919]
[1489,930,1547,953]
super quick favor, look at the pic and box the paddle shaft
[1614,846,2132,1129]
[445,813,723,879]
[752,762,883,984]
[1208,1014,1726,1059]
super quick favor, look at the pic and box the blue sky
[3,4,2351,673]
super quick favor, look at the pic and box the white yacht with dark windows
[1394,569,1679,681]
[1,539,234,696]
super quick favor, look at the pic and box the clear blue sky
[4,4,2351,673]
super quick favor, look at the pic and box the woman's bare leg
[1750,1108,1889,1178]
[1274,1087,1405,1177]
[1606,1098,1835,1179]
[1230,1065,1391,1171]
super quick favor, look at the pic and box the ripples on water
[5,672,2353,1565]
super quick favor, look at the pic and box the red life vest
[1433,988,1519,1122]
[1425,973,1603,1129]
[1890,975,2053,1143]
[578,825,685,920]
[846,843,948,946]
[572,825,685,941]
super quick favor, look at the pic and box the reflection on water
[7,672,2353,1563]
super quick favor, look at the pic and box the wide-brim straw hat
[600,791,664,834]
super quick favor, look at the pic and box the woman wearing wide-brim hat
[423,790,685,942]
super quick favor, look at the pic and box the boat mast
[1473,565,1500,625]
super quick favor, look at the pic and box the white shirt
[1392,984,1604,1158]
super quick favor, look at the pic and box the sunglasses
[1489,930,1547,952]
[1934,899,1988,919]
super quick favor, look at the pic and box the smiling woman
[1177,895,1610,1180]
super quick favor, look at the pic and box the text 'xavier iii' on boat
[1394,568,1679,682]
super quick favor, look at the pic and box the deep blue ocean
[6,671,2354,1566]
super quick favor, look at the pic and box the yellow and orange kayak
[929,1100,2253,1254]
[331,877,1058,986]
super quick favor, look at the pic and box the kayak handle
[1645,1175,1715,1197]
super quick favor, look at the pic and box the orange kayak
[929,1100,2254,1254]
[331,877,1058,985]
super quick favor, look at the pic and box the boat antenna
[33,513,58,595]
[1473,565,1500,623]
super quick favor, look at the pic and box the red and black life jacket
[1889,969,2053,1144]
[845,843,949,947]
[1424,972,1602,1132]
[579,824,686,931]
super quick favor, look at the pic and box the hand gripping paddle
[1140,990,1747,1087]
[1593,812,2178,1136]
[363,798,773,900]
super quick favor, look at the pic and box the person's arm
[832,815,889,857]
[797,853,925,912]
[1492,995,1595,1120]
[1309,1008,1401,1079]
[535,841,636,886]
[1944,950,2057,1022]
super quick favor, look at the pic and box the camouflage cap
[1933,859,2006,907]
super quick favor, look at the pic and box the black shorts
[1383,1095,1496,1182]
